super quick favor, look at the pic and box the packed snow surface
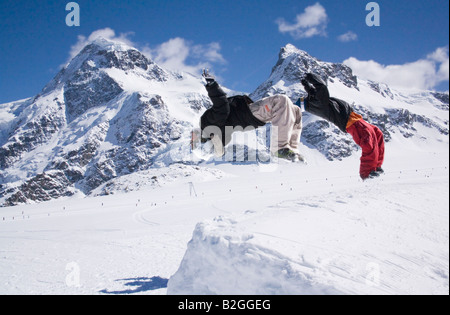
[0,138,448,295]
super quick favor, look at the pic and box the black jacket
[201,82,265,146]
[304,73,353,133]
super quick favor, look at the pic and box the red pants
[346,119,385,179]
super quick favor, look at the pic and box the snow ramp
[167,170,449,295]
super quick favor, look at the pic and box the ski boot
[277,148,306,163]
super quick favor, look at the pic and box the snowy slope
[165,116,449,295]
[0,140,448,295]
[168,167,449,295]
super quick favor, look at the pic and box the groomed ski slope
[0,136,448,295]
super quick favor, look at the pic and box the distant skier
[197,70,304,162]
[299,73,385,180]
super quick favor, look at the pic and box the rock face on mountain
[251,44,358,102]
[0,40,448,206]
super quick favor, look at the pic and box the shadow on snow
[99,276,169,294]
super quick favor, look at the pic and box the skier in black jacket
[199,70,304,161]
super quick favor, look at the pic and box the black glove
[202,69,216,86]
[301,78,316,96]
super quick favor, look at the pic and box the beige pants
[249,95,302,153]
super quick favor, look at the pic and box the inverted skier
[299,73,385,180]
[196,70,305,162]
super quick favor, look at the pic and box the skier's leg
[250,95,298,153]
[289,106,302,153]
[373,125,385,169]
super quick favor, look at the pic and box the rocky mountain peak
[0,38,210,206]
[252,44,358,101]
[39,37,170,123]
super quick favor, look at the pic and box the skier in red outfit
[299,73,385,180]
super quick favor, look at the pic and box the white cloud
[193,42,226,64]
[427,47,449,83]
[343,47,449,90]
[337,31,358,43]
[145,37,226,75]
[67,28,135,62]
[65,28,226,76]
[276,3,328,39]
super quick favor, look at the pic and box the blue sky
[0,0,449,103]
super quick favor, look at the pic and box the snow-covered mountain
[251,44,449,160]
[0,40,448,207]
[0,38,213,206]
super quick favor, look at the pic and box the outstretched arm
[202,70,230,127]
